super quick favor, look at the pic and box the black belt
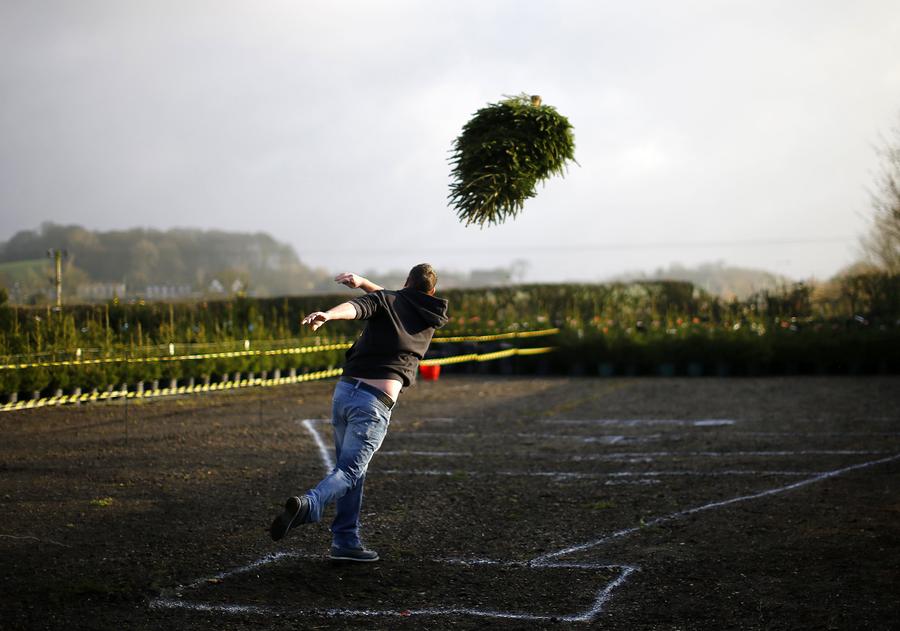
[340,376,396,410]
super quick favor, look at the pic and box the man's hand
[301,311,330,332]
[335,272,383,293]
[335,272,365,289]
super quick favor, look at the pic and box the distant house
[144,284,193,299]
[76,282,126,301]
[205,279,245,295]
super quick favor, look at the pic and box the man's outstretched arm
[301,302,357,332]
[334,272,383,293]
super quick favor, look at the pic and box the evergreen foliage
[449,94,576,226]
[1,275,898,397]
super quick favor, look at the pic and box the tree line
[0,223,334,302]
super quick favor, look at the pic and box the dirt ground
[1,375,899,630]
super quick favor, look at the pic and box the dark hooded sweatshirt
[344,288,450,387]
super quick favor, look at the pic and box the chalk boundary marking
[148,417,900,623]
[150,552,637,623]
[531,452,900,564]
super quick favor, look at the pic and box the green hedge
[552,324,899,376]
[1,275,898,397]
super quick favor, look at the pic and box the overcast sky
[1,1,899,282]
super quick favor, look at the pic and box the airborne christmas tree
[449,94,576,227]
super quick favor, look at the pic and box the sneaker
[329,546,380,562]
[269,496,310,542]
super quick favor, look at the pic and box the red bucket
[419,364,441,381]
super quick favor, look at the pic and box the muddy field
[2,376,899,630]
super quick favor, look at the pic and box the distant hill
[0,223,333,302]
[1,225,803,304]
[608,261,793,300]
[0,258,54,302]
[0,258,47,284]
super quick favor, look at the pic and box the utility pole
[47,249,67,310]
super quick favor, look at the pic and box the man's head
[405,263,437,295]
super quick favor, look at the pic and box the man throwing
[269,263,449,562]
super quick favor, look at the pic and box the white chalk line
[530,451,900,565]
[384,431,479,439]
[518,432,664,444]
[572,449,886,461]
[605,431,900,443]
[377,448,887,463]
[300,420,817,482]
[730,431,900,437]
[379,450,473,457]
[389,416,458,424]
[604,469,817,478]
[299,417,856,491]
[378,446,884,462]
[436,557,627,571]
[299,420,472,468]
[540,419,737,427]
[156,416,640,623]
[393,431,665,444]
[177,551,301,593]
[153,550,306,614]
[378,468,821,481]
[298,420,471,465]
[150,599,577,622]
[151,551,636,623]
[299,419,334,473]
[151,599,274,615]
[415,416,457,423]
[303,416,457,425]
[385,430,896,448]
[574,564,639,622]
[389,431,900,450]
[305,416,900,440]
[0,533,72,548]
[172,418,896,623]
[434,554,642,620]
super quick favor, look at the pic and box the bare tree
[862,116,900,273]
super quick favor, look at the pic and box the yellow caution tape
[421,346,555,366]
[0,367,345,412]
[0,347,555,413]
[0,328,559,371]
[0,343,353,371]
[431,328,559,343]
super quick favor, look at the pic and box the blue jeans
[304,379,392,549]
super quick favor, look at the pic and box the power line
[300,236,855,255]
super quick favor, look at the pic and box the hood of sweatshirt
[397,288,449,329]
